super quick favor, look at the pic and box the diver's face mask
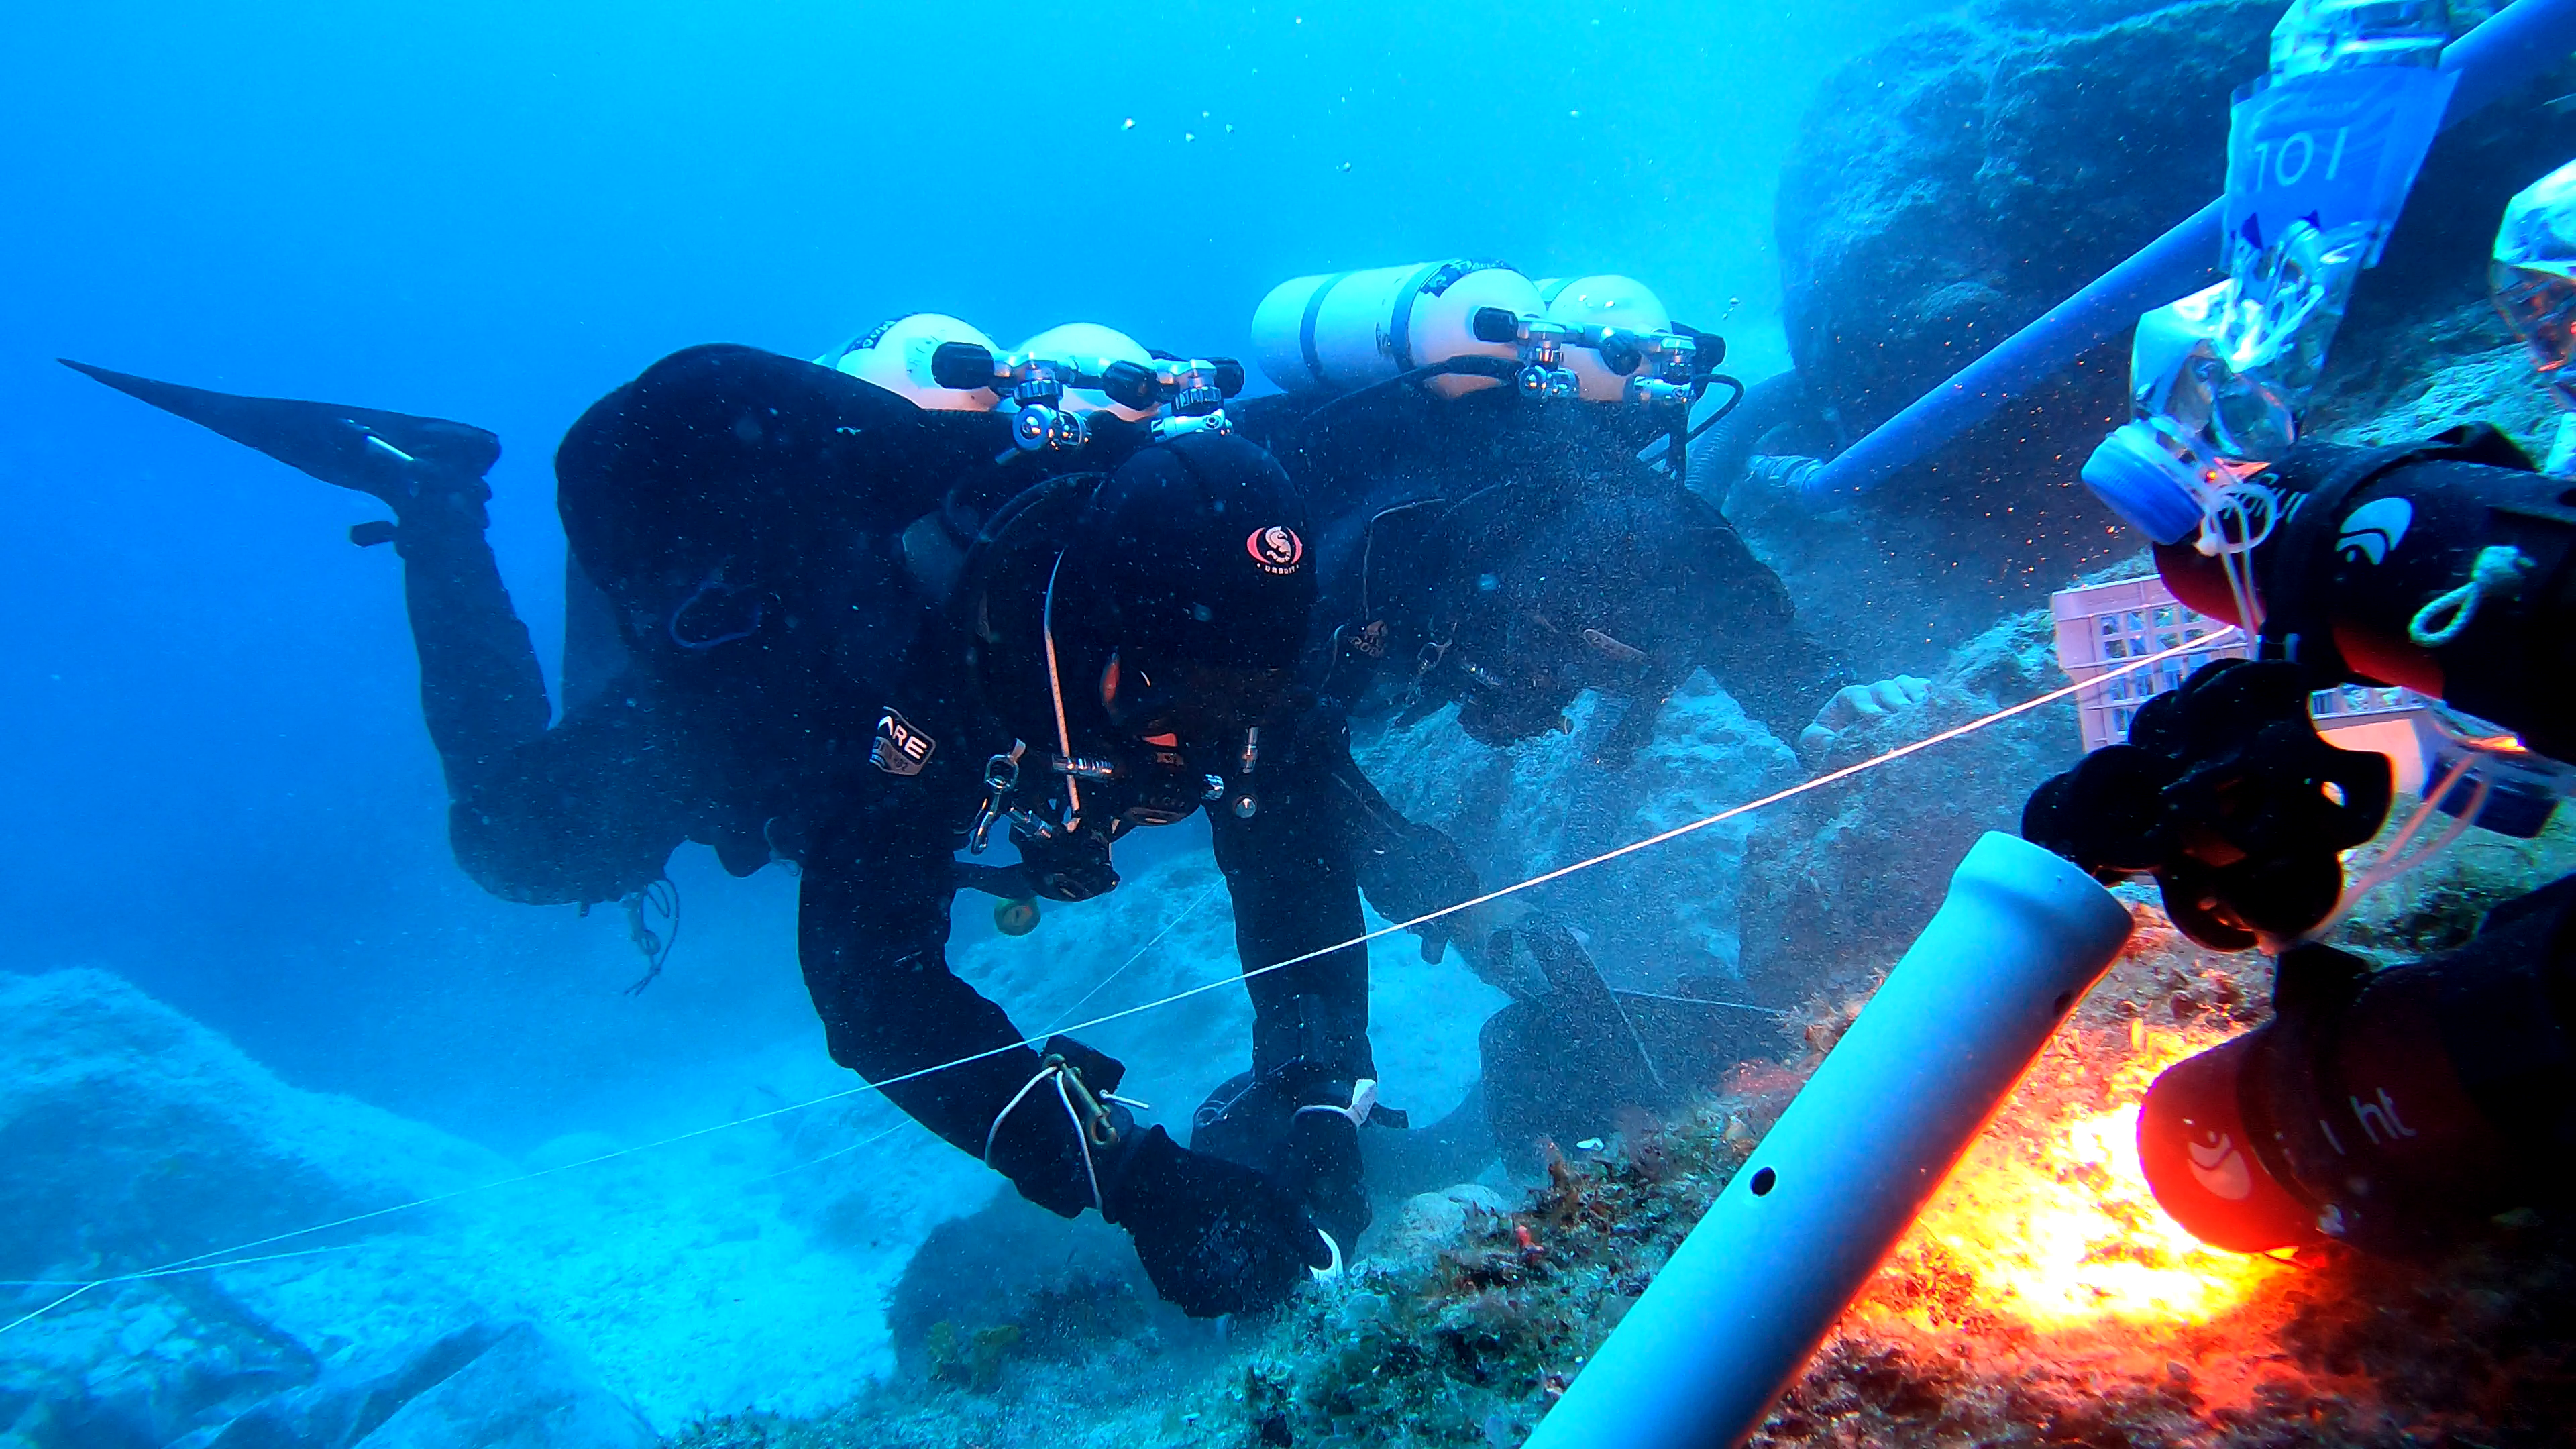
[1098,651,1295,741]
[2494,262,2576,410]
[1095,649,1297,823]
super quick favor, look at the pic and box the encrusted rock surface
[1735,599,2084,998]
[1352,676,1800,992]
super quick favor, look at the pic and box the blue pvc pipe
[1799,0,2576,501]
[1521,833,2135,1449]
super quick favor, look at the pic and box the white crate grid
[2051,577,2421,753]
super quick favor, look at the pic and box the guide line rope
[0,629,2229,1338]
[1042,881,1224,1034]
[1611,988,1792,1018]
[740,1120,914,1187]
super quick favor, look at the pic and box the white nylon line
[1,1244,370,1332]
[1,629,2224,1335]
[1043,881,1224,1034]
[1611,988,1792,1018]
[739,1120,913,1186]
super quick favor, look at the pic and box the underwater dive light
[1525,832,2133,1449]
[2139,881,2576,1255]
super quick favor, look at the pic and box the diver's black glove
[1356,821,1482,962]
[1102,1126,1330,1318]
[1012,824,1120,902]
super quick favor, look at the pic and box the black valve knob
[930,341,1000,392]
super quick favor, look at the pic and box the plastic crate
[2050,576,2426,777]
[2051,577,2247,753]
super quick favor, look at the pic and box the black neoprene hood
[1055,431,1318,673]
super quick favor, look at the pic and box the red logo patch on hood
[1246,525,1305,576]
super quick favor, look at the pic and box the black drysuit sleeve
[792,749,1109,1218]
[1680,511,1845,743]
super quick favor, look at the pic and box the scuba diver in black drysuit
[64,346,1480,1316]
[1219,376,1931,1186]
[1233,380,1861,768]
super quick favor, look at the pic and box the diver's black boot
[60,360,549,794]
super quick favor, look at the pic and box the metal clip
[971,744,1026,854]
[1046,1053,1122,1149]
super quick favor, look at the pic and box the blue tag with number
[2224,66,2457,266]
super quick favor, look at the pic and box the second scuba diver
[1230,269,1929,770]
[66,341,1479,1318]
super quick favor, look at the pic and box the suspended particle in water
[1122,117,1136,130]
[1339,161,1352,172]
[1185,132,1196,142]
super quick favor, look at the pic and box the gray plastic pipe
[1796,0,2576,501]
[1521,833,2135,1449]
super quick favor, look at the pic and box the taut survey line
[1,629,2228,1335]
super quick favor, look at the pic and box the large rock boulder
[1760,0,2576,662]
[0,967,984,1440]
[0,968,517,1448]
[1734,602,2086,999]
[0,968,505,1287]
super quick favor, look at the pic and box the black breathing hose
[1282,356,1527,437]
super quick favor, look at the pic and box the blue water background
[0,0,1921,1152]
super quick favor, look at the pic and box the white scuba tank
[1018,323,1159,422]
[1536,274,1676,402]
[825,313,1001,411]
[1250,261,1542,400]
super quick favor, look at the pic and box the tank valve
[1519,364,1578,400]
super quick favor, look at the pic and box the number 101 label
[2224,66,2457,265]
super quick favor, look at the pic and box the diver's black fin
[60,359,500,504]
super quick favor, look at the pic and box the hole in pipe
[1749,1167,1776,1196]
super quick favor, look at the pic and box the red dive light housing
[2135,887,2576,1256]
[2137,1032,2324,1253]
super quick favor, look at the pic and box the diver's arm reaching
[1315,712,1487,961]
[1674,513,1847,745]
[796,765,1329,1317]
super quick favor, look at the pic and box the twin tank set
[820,261,1705,452]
